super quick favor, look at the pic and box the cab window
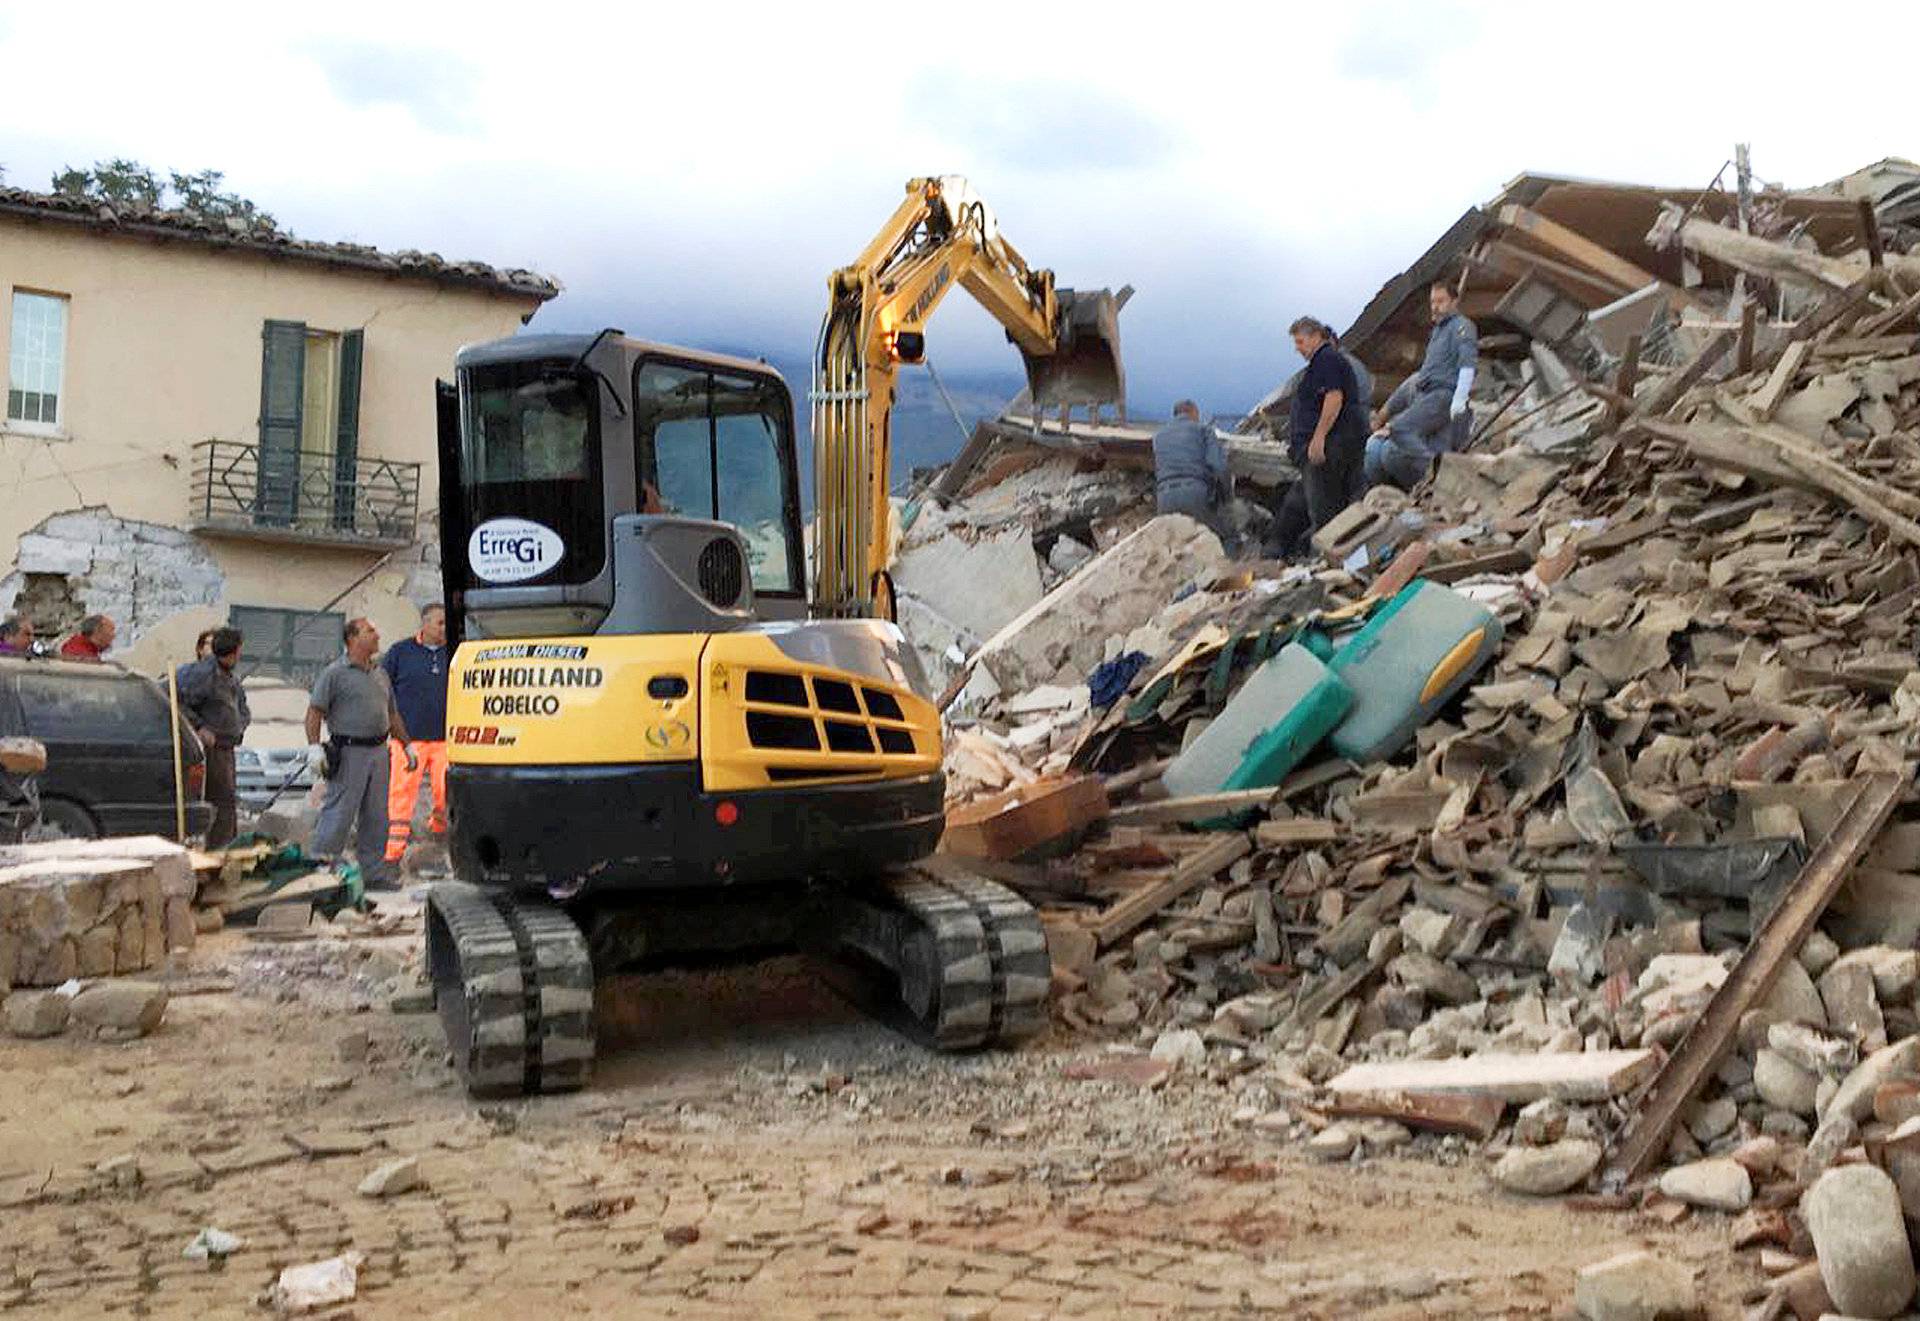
[634,359,801,596]
[458,362,606,586]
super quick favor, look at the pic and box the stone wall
[0,836,196,986]
[0,508,224,648]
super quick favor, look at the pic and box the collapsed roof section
[1253,159,1916,430]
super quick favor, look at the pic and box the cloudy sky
[4,2,1917,416]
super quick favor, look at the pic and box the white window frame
[5,288,70,439]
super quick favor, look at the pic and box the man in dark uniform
[1151,400,1235,549]
[178,627,249,847]
[1368,279,1478,490]
[1286,316,1368,538]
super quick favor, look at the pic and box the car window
[18,672,170,743]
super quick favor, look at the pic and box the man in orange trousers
[381,604,451,868]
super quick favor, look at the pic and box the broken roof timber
[1327,170,1871,403]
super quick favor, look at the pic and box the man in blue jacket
[380,604,450,867]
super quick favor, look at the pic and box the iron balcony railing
[189,440,421,547]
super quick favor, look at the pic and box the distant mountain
[687,344,1022,509]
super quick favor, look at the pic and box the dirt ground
[1,902,1764,1319]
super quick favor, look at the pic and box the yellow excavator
[424,177,1125,1096]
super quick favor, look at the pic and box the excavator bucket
[1024,287,1126,414]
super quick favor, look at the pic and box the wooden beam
[1667,207,1862,292]
[1472,240,1635,305]
[1107,788,1279,829]
[1089,832,1250,948]
[1856,284,1920,338]
[1652,418,1920,550]
[1736,301,1758,375]
[1616,334,1643,401]
[1279,936,1398,1038]
[1630,328,1734,420]
[1321,1089,1506,1139]
[1252,818,1339,848]
[1330,1050,1660,1104]
[930,422,1002,501]
[1859,198,1886,269]
[1607,772,1905,1182]
[1750,340,1812,421]
[1498,205,1692,311]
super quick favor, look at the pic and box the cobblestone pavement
[0,941,1758,1318]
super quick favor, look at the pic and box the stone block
[4,988,69,1038]
[163,897,195,954]
[0,853,172,987]
[69,982,167,1039]
[75,925,118,978]
[14,534,92,576]
[974,514,1227,693]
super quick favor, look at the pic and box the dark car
[0,656,212,839]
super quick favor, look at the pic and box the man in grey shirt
[306,618,415,887]
[1151,400,1235,549]
[1367,279,1478,490]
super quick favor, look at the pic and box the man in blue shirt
[1286,316,1368,535]
[1368,279,1478,490]
[1151,400,1235,550]
[381,603,451,865]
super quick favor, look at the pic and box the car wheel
[32,798,100,841]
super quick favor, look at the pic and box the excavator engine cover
[1023,287,1125,411]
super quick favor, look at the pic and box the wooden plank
[1101,756,1171,801]
[1607,771,1905,1182]
[1321,1089,1507,1140]
[1107,788,1279,829]
[1778,274,1879,356]
[1630,328,1734,421]
[930,421,1002,501]
[1330,1049,1660,1104]
[1425,547,1533,584]
[1252,818,1339,849]
[1498,205,1691,311]
[1736,300,1758,374]
[942,775,1108,862]
[1279,938,1398,1039]
[1089,833,1250,948]
[1679,493,1775,535]
[1856,284,1920,339]
[1749,340,1812,422]
[1317,871,1414,966]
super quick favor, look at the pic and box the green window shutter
[332,328,363,529]
[256,320,306,525]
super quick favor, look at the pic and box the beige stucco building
[0,186,556,678]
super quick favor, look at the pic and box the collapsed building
[900,153,1920,1317]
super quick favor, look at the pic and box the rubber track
[884,868,1051,1050]
[426,883,595,1099]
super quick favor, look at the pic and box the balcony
[189,440,421,550]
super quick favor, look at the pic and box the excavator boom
[810,176,1125,618]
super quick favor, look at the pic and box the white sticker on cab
[469,517,565,584]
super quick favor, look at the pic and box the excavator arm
[811,176,1124,619]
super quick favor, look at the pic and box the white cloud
[2,0,1916,411]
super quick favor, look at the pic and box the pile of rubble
[908,154,1920,1316]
